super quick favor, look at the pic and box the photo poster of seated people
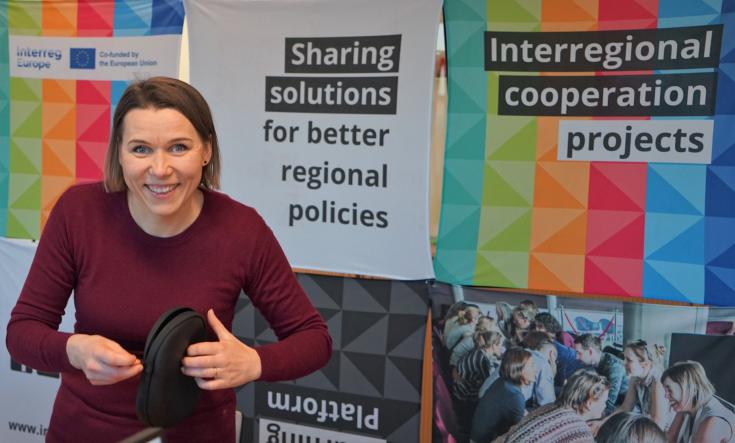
[430,283,735,443]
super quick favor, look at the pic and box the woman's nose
[149,151,171,176]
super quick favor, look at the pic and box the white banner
[259,418,386,443]
[0,239,75,442]
[185,0,440,279]
[9,35,181,81]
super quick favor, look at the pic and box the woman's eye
[132,145,150,154]
[170,143,188,153]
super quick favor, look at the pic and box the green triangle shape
[7,208,38,239]
[445,0,486,21]
[446,20,486,66]
[9,174,40,209]
[10,77,41,101]
[478,207,531,251]
[8,3,42,34]
[474,251,528,287]
[434,249,476,285]
[11,103,42,138]
[487,0,540,23]
[487,117,537,161]
[483,162,535,206]
[10,138,41,173]
[448,78,485,115]
[443,166,481,205]
[446,158,484,203]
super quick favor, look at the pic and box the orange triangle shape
[42,2,76,34]
[536,117,559,161]
[43,79,75,103]
[42,176,75,211]
[529,254,574,292]
[43,140,75,176]
[544,0,597,22]
[533,210,588,254]
[43,104,75,139]
[535,162,589,209]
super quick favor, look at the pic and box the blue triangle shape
[645,261,704,304]
[643,261,689,302]
[705,216,735,262]
[709,242,735,268]
[114,1,150,30]
[444,0,486,21]
[647,218,704,264]
[706,166,735,217]
[151,0,184,34]
[724,2,735,13]
[658,0,720,17]
[445,114,486,160]
[705,266,735,306]
[712,115,735,165]
[437,206,480,250]
[716,63,735,114]
[647,166,704,215]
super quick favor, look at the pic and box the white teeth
[147,184,177,194]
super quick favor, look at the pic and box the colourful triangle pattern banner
[436,0,735,306]
[0,0,184,239]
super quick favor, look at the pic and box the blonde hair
[558,369,610,414]
[661,361,715,411]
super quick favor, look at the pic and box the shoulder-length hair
[557,369,610,414]
[499,347,532,385]
[661,360,715,411]
[104,76,221,192]
[595,412,666,443]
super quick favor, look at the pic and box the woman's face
[585,389,609,420]
[662,378,686,412]
[520,357,537,385]
[624,348,650,378]
[119,107,211,233]
[513,312,530,329]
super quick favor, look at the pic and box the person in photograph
[534,312,584,387]
[496,302,514,339]
[445,304,481,351]
[618,339,672,430]
[471,348,536,443]
[495,369,610,443]
[454,330,506,401]
[451,315,499,367]
[443,301,470,339]
[574,334,629,416]
[595,411,666,443]
[509,307,534,346]
[477,331,556,408]
[5,77,331,442]
[519,299,538,319]
[662,360,735,443]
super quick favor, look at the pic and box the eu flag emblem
[70,48,96,69]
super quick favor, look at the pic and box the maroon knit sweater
[6,183,332,442]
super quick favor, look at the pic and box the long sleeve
[6,191,77,373]
[246,219,332,381]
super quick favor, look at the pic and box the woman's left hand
[181,309,262,390]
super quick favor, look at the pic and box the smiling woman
[5,77,332,443]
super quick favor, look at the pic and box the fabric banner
[434,0,735,306]
[185,0,440,279]
[430,285,735,443]
[0,238,75,442]
[0,0,184,240]
[234,274,429,443]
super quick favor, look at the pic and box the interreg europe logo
[70,48,96,69]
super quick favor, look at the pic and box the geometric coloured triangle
[647,217,704,265]
[301,273,344,309]
[588,162,647,211]
[586,256,642,297]
[487,116,536,161]
[76,80,110,105]
[586,210,644,258]
[645,213,703,260]
[705,266,735,307]
[646,165,704,215]
[444,0,485,21]
[599,0,657,21]
[77,105,110,142]
[42,79,75,103]
[387,313,427,356]
[531,208,587,254]
[483,161,534,207]
[534,161,589,209]
[643,260,700,304]
[708,242,735,269]
[6,209,38,240]
[151,0,185,29]
[475,251,529,288]
[42,140,74,176]
[529,252,584,293]
[114,1,150,30]
[11,102,42,137]
[10,139,41,174]
[657,0,719,17]
[41,175,75,211]
[444,160,482,205]
[341,311,387,349]
[77,0,114,35]
[43,103,75,139]
[388,281,428,316]
[9,175,40,209]
[341,314,388,355]
[341,351,385,395]
[8,3,42,33]
[9,78,41,102]
[706,166,735,217]
[41,1,76,34]
[715,62,735,114]
[437,205,480,250]
[705,216,735,264]
[75,141,106,180]
[448,77,485,114]
[446,113,486,159]
[386,356,422,398]
[342,279,389,313]
[542,0,597,22]
[488,0,541,22]
[478,207,531,251]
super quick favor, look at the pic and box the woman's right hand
[66,334,143,385]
